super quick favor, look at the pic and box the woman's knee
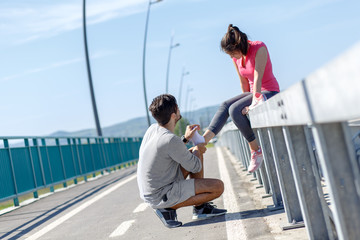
[219,100,230,113]
[229,105,248,124]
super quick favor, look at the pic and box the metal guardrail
[0,136,142,206]
[218,42,360,240]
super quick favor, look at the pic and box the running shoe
[154,208,182,228]
[192,202,227,220]
[248,147,263,173]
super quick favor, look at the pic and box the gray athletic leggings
[208,91,278,142]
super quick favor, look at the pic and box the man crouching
[137,94,226,228]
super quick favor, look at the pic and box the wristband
[181,135,188,144]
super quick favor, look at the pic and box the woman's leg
[204,92,252,143]
[230,91,279,151]
[228,94,257,146]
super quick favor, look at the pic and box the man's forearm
[192,149,203,160]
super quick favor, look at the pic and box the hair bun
[221,24,249,55]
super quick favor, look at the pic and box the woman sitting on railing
[203,24,280,173]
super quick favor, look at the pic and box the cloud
[256,0,342,24]
[0,0,147,45]
[0,50,115,83]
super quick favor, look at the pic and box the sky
[0,0,359,136]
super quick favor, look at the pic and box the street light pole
[83,0,102,136]
[189,97,196,121]
[142,0,162,127]
[185,86,193,119]
[178,66,189,109]
[165,34,180,93]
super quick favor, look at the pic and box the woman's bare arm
[232,59,250,93]
[253,46,268,94]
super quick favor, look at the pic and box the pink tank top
[233,41,280,92]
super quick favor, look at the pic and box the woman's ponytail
[221,24,248,55]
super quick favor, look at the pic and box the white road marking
[133,202,148,213]
[25,174,137,240]
[216,147,247,240]
[109,220,135,238]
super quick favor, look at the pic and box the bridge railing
[0,136,142,206]
[218,42,360,240]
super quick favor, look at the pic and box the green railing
[0,136,142,206]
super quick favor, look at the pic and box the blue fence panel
[91,142,103,170]
[39,146,52,185]
[30,147,44,187]
[103,140,116,166]
[0,136,141,203]
[114,139,123,164]
[11,147,35,194]
[121,139,130,162]
[0,149,15,199]
[82,144,95,173]
[60,145,76,179]
[47,146,65,183]
[70,141,81,176]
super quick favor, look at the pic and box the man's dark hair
[149,94,178,126]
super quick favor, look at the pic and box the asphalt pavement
[0,147,308,240]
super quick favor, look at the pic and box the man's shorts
[150,178,195,209]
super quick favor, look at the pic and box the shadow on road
[0,168,136,240]
[182,207,284,227]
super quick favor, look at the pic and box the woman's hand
[192,143,207,155]
[184,124,200,140]
[242,106,249,115]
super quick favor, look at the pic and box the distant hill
[50,105,220,138]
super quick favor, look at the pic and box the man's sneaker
[192,202,227,220]
[248,147,263,173]
[154,208,182,228]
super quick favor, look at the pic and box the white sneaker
[248,147,263,173]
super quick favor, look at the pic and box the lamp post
[165,34,180,93]
[178,66,189,109]
[83,0,102,136]
[189,98,196,122]
[142,0,163,127]
[185,86,193,119]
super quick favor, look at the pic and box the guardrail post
[73,138,83,180]
[42,139,54,192]
[283,126,333,239]
[259,162,270,194]
[116,138,124,168]
[108,138,116,170]
[56,138,67,188]
[312,122,360,239]
[33,139,46,189]
[87,138,97,178]
[257,128,283,207]
[99,138,109,171]
[95,138,105,175]
[67,138,78,184]
[4,139,19,206]
[25,138,38,198]
[253,131,268,191]
[240,135,251,168]
[267,127,303,224]
[78,138,88,182]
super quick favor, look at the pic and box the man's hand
[184,124,200,140]
[192,143,207,155]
